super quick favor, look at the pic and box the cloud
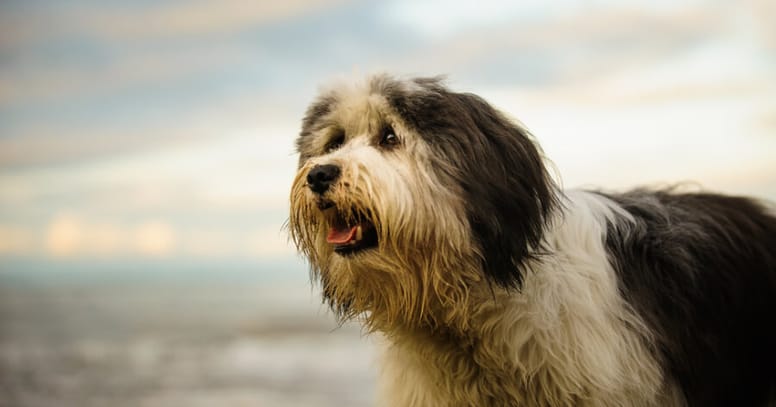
[40,217,126,258]
[246,228,296,258]
[0,122,299,235]
[0,43,254,108]
[384,5,731,88]
[1,122,300,260]
[77,0,350,41]
[178,227,295,259]
[133,221,176,257]
[0,225,35,255]
[0,0,356,169]
[0,89,300,169]
[0,0,350,47]
[39,216,171,258]
[23,213,291,259]
[42,213,176,258]
[45,213,84,257]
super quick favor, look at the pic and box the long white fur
[376,191,680,406]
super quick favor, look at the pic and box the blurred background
[0,0,774,406]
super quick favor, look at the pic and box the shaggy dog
[288,75,776,406]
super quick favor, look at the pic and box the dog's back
[601,190,776,406]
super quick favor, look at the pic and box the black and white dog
[289,75,776,406]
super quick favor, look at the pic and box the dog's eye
[325,131,345,153]
[379,126,399,148]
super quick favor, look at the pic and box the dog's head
[289,75,557,330]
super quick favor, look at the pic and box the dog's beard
[289,158,483,332]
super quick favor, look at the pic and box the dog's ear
[385,78,556,288]
[451,93,557,289]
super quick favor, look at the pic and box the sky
[0,0,774,272]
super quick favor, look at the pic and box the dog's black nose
[307,164,340,194]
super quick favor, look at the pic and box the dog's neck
[378,282,515,349]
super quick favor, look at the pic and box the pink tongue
[327,225,358,245]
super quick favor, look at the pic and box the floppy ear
[450,93,558,288]
[384,78,557,288]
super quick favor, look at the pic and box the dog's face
[289,75,556,330]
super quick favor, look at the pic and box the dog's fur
[288,75,776,406]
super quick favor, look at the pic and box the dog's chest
[377,333,586,407]
[376,316,669,407]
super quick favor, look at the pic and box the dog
[288,75,776,406]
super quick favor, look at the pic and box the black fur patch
[382,77,558,288]
[296,93,337,166]
[601,190,776,406]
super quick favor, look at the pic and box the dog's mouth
[324,207,378,255]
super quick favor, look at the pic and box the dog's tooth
[356,225,363,241]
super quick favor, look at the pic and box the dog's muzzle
[304,164,379,255]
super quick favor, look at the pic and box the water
[0,262,376,407]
